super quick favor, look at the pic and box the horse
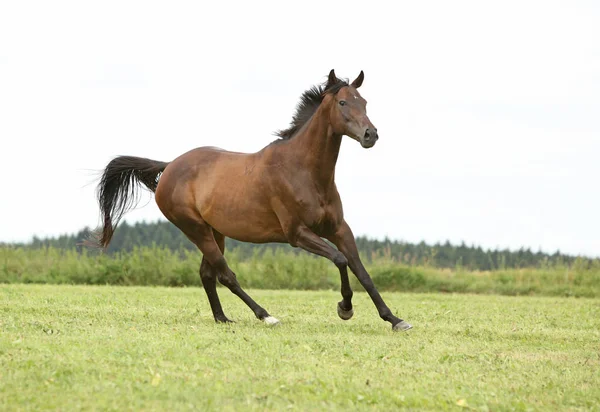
[91,70,412,331]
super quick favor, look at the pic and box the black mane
[275,77,349,140]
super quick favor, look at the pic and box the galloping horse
[92,70,412,331]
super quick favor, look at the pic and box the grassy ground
[1,285,599,411]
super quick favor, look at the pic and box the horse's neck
[289,107,342,190]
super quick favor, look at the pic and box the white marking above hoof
[263,316,280,326]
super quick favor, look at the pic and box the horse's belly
[200,199,286,244]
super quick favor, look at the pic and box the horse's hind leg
[177,215,277,324]
[167,215,231,323]
[180,220,232,323]
[211,231,279,325]
[200,254,231,323]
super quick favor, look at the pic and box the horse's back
[156,146,254,202]
[187,146,247,156]
[175,146,250,161]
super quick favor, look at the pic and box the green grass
[1,285,600,411]
[3,246,600,297]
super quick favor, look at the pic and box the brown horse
[92,70,412,331]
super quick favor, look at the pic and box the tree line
[6,219,597,271]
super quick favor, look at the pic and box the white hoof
[263,316,280,326]
[392,321,413,331]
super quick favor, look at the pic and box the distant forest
[6,220,597,271]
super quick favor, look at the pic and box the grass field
[1,285,600,411]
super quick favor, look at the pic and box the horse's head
[326,70,378,149]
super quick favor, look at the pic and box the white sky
[1,1,599,257]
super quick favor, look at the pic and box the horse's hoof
[337,302,354,320]
[263,316,281,326]
[392,320,413,331]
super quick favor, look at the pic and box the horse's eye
[339,100,346,106]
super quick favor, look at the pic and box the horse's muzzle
[361,128,378,148]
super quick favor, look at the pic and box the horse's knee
[199,259,213,279]
[217,269,238,289]
[333,252,348,270]
[202,255,227,275]
[200,256,227,280]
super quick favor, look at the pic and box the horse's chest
[299,198,341,234]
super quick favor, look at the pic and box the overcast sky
[1,1,598,257]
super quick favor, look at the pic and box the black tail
[89,156,169,249]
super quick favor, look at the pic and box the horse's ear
[327,69,337,87]
[351,71,364,88]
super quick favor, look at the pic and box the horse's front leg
[328,221,413,331]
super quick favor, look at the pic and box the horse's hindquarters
[156,147,286,244]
